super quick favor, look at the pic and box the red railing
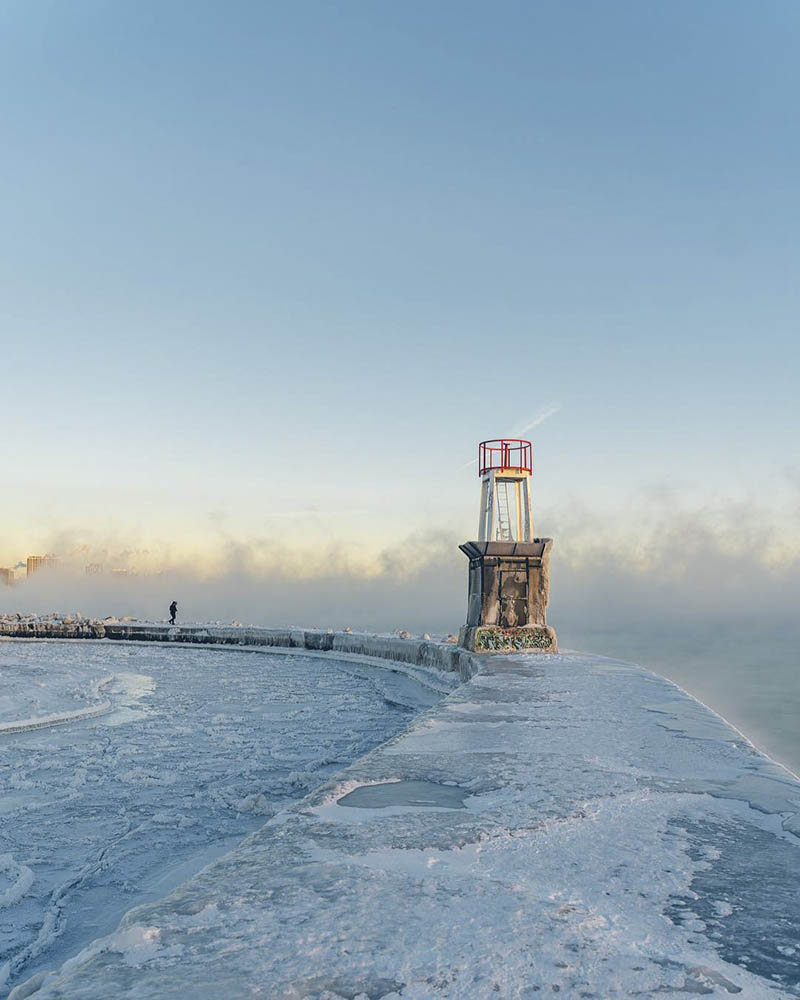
[479,439,532,476]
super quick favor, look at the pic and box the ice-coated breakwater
[6,625,799,999]
[0,619,479,682]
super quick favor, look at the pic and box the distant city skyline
[25,554,60,576]
[2,2,799,573]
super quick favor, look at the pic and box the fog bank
[4,518,798,773]
[3,517,799,634]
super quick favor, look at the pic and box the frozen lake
[0,640,447,996]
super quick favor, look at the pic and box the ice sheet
[14,649,800,998]
[0,641,435,996]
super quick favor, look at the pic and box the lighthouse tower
[459,438,557,653]
[477,439,534,542]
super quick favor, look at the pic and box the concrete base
[458,623,557,653]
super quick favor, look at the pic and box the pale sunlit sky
[2,1,799,569]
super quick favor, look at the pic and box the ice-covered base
[458,623,557,653]
[20,651,800,998]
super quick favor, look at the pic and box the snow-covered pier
[0,619,480,681]
[11,632,800,998]
[102,622,481,681]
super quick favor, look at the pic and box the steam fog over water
[2,521,799,776]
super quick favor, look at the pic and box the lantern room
[477,439,534,543]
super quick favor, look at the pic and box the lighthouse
[458,439,557,653]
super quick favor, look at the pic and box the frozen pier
[14,635,800,999]
[0,620,478,680]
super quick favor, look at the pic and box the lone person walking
[169,600,178,625]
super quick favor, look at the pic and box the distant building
[26,555,45,576]
[26,554,60,576]
[0,567,14,586]
[85,563,104,576]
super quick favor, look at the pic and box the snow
[0,640,446,997]
[5,647,797,998]
[0,655,110,729]
[0,856,34,910]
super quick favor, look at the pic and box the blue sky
[2,1,799,567]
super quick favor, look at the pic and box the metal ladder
[496,481,513,541]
